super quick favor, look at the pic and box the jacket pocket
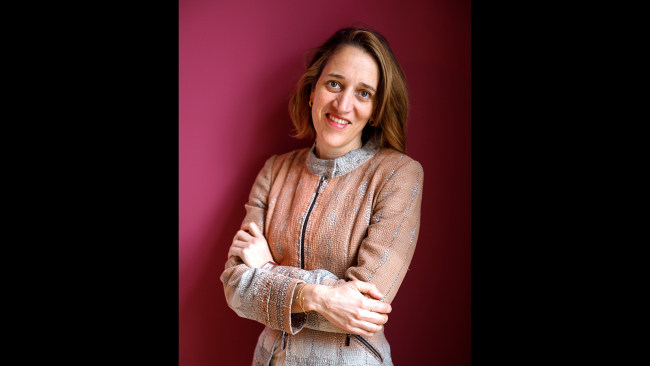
[346,334,383,363]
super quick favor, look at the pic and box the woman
[222,27,423,365]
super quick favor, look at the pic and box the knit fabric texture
[221,138,423,365]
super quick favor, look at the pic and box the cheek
[360,104,374,119]
[316,94,328,107]
[313,98,327,120]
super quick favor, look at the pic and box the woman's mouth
[327,114,350,129]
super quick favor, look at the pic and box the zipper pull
[345,334,351,346]
[281,331,288,350]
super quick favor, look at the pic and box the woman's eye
[327,81,340,88]
[359,90,370,98]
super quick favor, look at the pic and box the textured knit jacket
[221,138,423,366]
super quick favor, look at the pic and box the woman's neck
[315,139,363,160]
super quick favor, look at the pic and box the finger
[230,240,248,248]
[241,221,251,233]
[353,321,383,337]
[344,322,375,338]
[355,281,384,300]
[358,309,389,326]
[363,299,392,314]
[357,307,388,325]
[228,247,242,258]
[255,222,266,238]
[234,230,253,242]
[244,222,263,238]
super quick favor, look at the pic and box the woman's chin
[318,135,346,150]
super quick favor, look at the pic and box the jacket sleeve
[262,158,424,332]
[264,265,348,333]
[221,155,308,334]
[345,158,423,305]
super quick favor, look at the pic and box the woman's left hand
[228,222,274,268]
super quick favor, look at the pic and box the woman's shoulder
[262,146,312,174]
[374,148,423,175]
[368,149,423,196]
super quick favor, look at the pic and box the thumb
[355,281,383,300]
[249,222,262,238]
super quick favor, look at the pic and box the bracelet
[300,295,312,315]
[298,284,312,315]
[295,282,307,301]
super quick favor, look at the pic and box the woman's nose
[334,90,354,113]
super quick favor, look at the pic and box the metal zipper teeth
[299,176,325,269]
[347,334,383,363]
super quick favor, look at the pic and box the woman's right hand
[302,281,392,338]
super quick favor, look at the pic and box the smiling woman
[222,27,421,366]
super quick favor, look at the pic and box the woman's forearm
[289,281,391,338]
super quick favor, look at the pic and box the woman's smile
[326,113,351,129]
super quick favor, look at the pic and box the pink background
[179,0,471,364]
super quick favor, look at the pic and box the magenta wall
[179,0,471,364]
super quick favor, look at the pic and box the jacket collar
[306,137,381,178]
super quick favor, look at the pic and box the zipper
[281,177,324,354]
[299,176,325,269]
[345,334,383,363]
[280,331,288,350]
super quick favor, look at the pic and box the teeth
[329,115,349,125]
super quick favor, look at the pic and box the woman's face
[310,46,379,160]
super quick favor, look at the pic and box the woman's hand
[228,222,274,268]
[302,281,392,338]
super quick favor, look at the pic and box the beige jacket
[221,138,423,365]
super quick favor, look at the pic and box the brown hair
[288,27,409,153]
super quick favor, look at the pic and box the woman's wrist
[291,283,323,313]
[302,284,323,313]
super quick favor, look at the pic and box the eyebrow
[327,73,377,93]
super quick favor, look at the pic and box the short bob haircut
[289,27,409,153]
